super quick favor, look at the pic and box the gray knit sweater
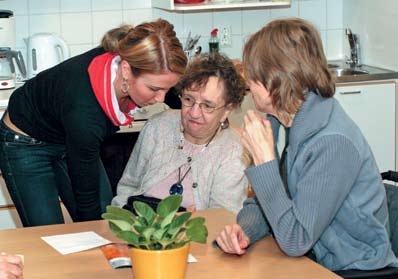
[112,109,248,214]
[238,92,398,271]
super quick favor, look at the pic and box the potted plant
[102,195,208,279]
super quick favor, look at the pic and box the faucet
[345,28,361,67]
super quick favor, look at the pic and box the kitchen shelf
[152,0,291,11]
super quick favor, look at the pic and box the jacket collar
[268,91,334,160]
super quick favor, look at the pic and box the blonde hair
[101,19,187,76]
[243,18,335,117]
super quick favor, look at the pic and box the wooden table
[0,208,341,278]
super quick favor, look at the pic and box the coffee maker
[0,10,26,89]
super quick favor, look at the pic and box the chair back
[385,183,398,256]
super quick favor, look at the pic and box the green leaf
[116,230,142,246]
[157,195,182,218]
[102,206,134,222]
[133,225,145,234]
[133,201,156,225]
[108,221,122,235]
[160,210,177,229]
[142,227,156,240]
[168,212,191,238]
[186,225,208,244]
[152,228,168,240]
[108,219,132,231]
[186,217,205,228]
[170,212,192,230]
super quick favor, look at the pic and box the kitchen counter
[0,82,24,109]
[328,60,398,83]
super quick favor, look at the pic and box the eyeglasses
[179,94,225,113]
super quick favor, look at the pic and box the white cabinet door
[334,81,396,172]
[0,208,22,230]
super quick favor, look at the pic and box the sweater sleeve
[112,119,156,207]
[241,134,362,256]
[208,141,248,214]
[63,107,110,221]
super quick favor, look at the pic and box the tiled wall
[343,0,398,71]
[1,0,343,62]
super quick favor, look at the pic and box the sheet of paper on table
[41,231,111,255]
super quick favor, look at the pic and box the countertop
[329,60,398,83]
[0,82,24,109]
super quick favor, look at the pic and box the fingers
[241,110,275,165]
[215,224,249,255]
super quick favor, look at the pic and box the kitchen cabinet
[0,176,22,229]
[334,81,396,172]
[0,174,73,229]
[151,0,290,11]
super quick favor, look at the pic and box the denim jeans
[0,119,112,227]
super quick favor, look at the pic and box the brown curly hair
[175,53,246,109]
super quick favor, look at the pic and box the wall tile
[153,9,184,39]
[220,34,243,59]
[299,0,327,30]
[69,44,93,57]
[7,1,345,63]
[270,0,299,20]
[92,11,124,45]
[14,15,29,49]
[0,0,29,15]
[29,14,61,35]
[91,0,122,11]
[183,11,213,38]
[213,10,242,35]
[29,0,60,14]
[326,29,343,60]
[61,12,92,44]
[326,0,342,29]
[242,9,271,35]
[61,0,91,13]
[123,9,153,26]
[123,0,151,9]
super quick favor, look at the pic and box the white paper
[41,231,111,255]
[188,254,197,263]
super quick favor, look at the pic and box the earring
[220,119,229,129]
[121,78,129,95]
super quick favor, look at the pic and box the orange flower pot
[129,244,190,279]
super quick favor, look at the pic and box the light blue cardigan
[238,92,398,271]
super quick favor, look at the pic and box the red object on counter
[174,0,205,4]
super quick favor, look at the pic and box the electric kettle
[0,47,26,89]
[25,33,70,79]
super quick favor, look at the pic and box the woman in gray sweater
[215,18,398,271]
[112,53,248,214]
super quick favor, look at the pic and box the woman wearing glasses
[112,53,248,214]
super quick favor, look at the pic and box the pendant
[169,182,184,195]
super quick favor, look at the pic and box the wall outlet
[220,26,232,47]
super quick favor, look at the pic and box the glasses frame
[178,94,225,113]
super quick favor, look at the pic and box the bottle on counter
[209,28,219,53]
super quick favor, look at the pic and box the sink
[327,63,339,68]
[330,68,369,77]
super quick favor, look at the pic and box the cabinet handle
[339,90,362,95]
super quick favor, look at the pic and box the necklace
[169,127,220,196]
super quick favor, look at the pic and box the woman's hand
[241,110,275,166]
[0,253,23,279]
[215,224,250,255]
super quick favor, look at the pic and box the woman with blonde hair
[216,18,398,271]
[0,19,187,226]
